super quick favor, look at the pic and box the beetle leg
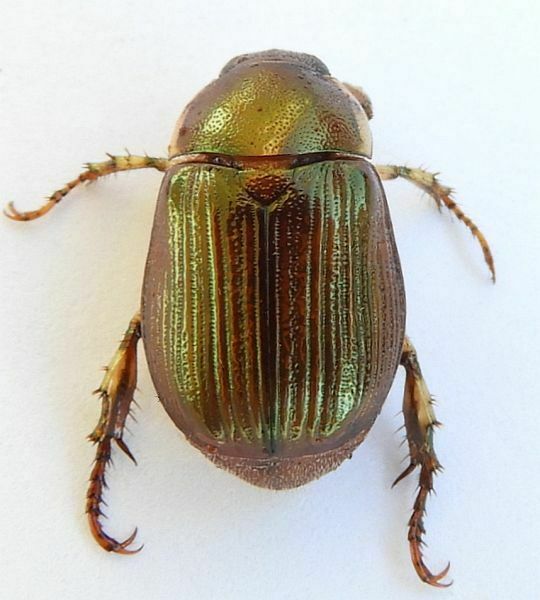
[393,336,452,588]
[86,312,143,554]
[375,164,495,282]
[4,154,170,221]
[342,83,374,120]
[342,81,373,120]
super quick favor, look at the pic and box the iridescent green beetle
[5,50,495,587]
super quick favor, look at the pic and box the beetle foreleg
[4,154,170,221]
[86,312,142,554]
[393,336,452,588]
[376,164,495,282]
[342,82,374,119]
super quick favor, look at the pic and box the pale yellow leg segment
[87,312,142,554]
[376,164,495,282]
[393,336,451,588]
[342,82,374,119]
[4,154,170,221]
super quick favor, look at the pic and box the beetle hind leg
[393,336,452,588]
[86,312,143,554]
[4,153,170,221]
[376,164,495,282]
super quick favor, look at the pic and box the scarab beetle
[5,50,495,587]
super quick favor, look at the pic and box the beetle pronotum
[5,50,494,587]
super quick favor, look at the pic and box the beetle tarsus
[3,154,170,221]
[86,437,142,554]
[394,460,452,588]
[85,313,143,554]
[396,336,452,587]
[3,199,57,221]
[376,163,495,282]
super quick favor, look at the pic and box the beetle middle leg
[86,312,142,554]
[4,153,170,221]
[375,164,495,281]
[393,336,452,588]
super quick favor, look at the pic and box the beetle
[5,49,494,587]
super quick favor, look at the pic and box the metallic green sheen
[142,159,405,461]
[168,61,373,158]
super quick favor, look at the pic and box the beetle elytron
[5,50,495,587]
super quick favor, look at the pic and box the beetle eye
[220,50,330,77]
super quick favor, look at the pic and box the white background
[1,2,539,599]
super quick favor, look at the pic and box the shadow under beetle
[5,50,495,587]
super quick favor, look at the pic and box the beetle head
[220,50,330,77]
